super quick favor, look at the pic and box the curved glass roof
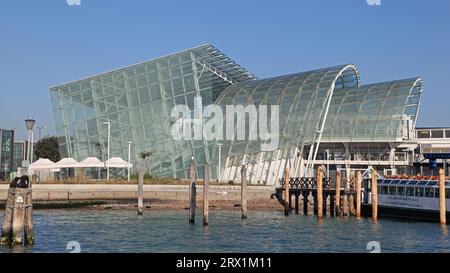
[213,64,360,157]
[322,78,423,142]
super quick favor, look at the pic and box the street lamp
[128,141,132,182]
[25,118,36,166]
[217,143,223,182]
[103,121,111,180]
[36,125,47,140]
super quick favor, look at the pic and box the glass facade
[13,141,27,171]
[50,44,256,179]
[0,129,14,180]
[50,44,424,184]
[322,78,423,142]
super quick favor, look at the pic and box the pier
[271,170,368,218]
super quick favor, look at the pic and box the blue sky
[1,0,449,139]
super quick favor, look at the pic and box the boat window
[447,189,450,199]
[415,187,424,197]
[407,181,418,185]
[406,187,415,196]
[380,186,388,194]
[446,182,450,187]
[391,180,401,185]
[397,187,405,196]
[399,180,408,185]
[425,187,434,198]
[435,190,440,198]
[378,179,385,184]
[389,186,397,195]
[427,181,438,186]
[417,181,428,186]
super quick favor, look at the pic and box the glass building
[50,44,424,184]
[0,129,14,180]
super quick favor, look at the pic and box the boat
[361,178,450,222]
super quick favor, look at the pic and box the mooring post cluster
[277,166,383,224]
[188,161,250,224]
[1,176,34,246]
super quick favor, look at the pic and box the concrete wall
[0,185,275,202]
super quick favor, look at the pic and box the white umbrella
[79,157,105,168]
[105,157,133,168]
[52,158,81,168]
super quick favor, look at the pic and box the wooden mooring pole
[439,169,446,225]
[356,171,362,219]
[138,166,144,216]
[372,169,378,223]
[1,176,34,246]
[189,160,197,223]
[241,165,248,219]
[203,164,210,225]
[317,167,323,219]
[335,171,341,217]
[343,194,349,217]
[284,168,290,216]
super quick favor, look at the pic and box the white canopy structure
[28,158,55,170]
[52,158,81,168]
[79,157,105,168]
[105,157,133,168]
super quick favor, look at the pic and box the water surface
[0,210,448,253]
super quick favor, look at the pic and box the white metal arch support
[306,64,360,175]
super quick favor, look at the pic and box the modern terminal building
[50,44,440,185]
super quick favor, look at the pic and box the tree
[34,136,61,162]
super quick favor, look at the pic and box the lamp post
[36,125,47,140]
[128,141,132,182]
[25,118,36,166]
[103,121,111,180]
[217,143,222,182]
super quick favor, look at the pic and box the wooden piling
[317,167,323,219]
[284,168,290,216]
[372,169,378,223]
[439,169,446,225]
[1,177,34,246]
[24,188,34,245]
[241,165,248,219]
[189,160,197,223]
[343,194,349,217]
[356,171,362,219]
[349,195,356,216]
[303,192,309,215]
[203,164,210,225]
[0,187,14,245]
[335,171,341,217]
[12,189,26,245]
[137,166,144,216]
[330,194,335,218]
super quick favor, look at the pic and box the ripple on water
[0,209,449,253]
